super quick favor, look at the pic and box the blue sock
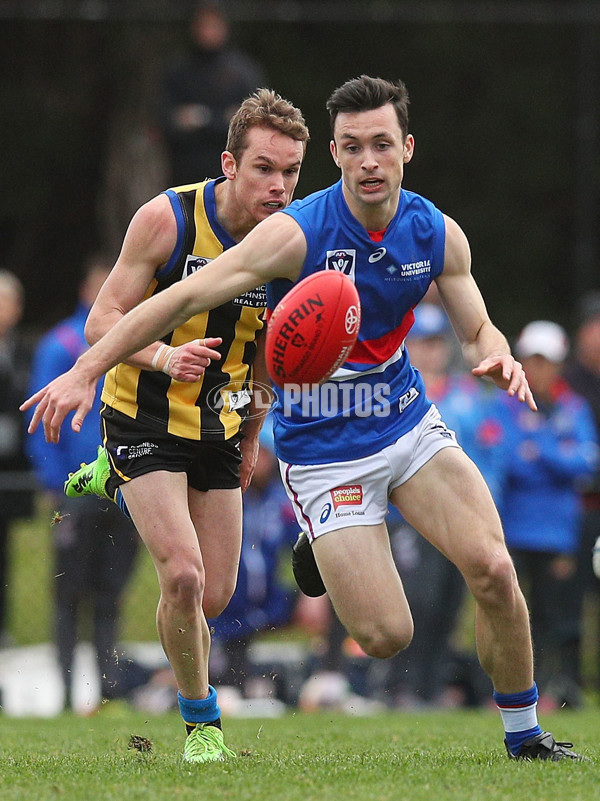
[494,683,543,755]
[115,488,131,520]
[177,686,221,728]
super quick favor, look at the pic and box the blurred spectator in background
[0,270,33,647]
[158,1,266,185]
[26,257,139,711]
[381,303,498,708]
[207,424,299,705]
[491,321,598,709]
[563,293,600,694]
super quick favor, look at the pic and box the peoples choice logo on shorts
[325,249,356,282]
[330,485,363,509]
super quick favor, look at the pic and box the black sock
[185,717,222,735]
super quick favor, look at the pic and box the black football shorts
[100,405,242,494]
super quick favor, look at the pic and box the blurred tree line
[1,0,599,341]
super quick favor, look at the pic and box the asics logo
[368,247,387,263]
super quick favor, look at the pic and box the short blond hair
[226,88,309,162]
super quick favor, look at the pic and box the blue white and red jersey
[267,180,446,464]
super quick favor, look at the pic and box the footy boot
[64,445,111,499]
[506,731,585,761]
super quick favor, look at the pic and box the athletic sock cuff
[493,682,538,708]
[177,685,221,725]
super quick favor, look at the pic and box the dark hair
[226,88,310,162]
[326,75,410,138]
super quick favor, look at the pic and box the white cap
[514,320,569,363]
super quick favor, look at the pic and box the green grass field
[0,708,597,801]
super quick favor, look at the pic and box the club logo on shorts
[330,485,363,509]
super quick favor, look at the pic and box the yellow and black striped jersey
[101,178,266,441]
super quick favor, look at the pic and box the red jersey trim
[348,309,415,365]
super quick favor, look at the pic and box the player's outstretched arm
[20,362,98,443]
[435,214,537,411]
[21,213,306,443]
[86,194,223,379]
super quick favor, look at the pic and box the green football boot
[64,445,111,499]
[183,724,236,764]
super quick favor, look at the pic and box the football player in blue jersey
[23,76,583,761]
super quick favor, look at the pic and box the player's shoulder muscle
[441,213,471,277]
[120,193,178,270]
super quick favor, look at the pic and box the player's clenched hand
[472,352,537,411]
[152,337,222,382]
[20,367,98,443]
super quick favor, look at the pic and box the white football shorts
[279,404,461,541]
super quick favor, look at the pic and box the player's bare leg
[121,471,242,762]
[389,446,585,759]
[187,487,242,620]
[312,523,413,659]
[389,447,533,693]
[120,472,242,699]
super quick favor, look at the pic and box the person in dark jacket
[158,1,265,185]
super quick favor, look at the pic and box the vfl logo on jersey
[368,247,387,263]
[330,485,363,509]
[183,255,212,278]
[326,249,356,282]
[233,284,267,308]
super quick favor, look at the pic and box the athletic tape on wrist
[151,343,174,374]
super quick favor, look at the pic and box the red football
[266,271,361,388]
